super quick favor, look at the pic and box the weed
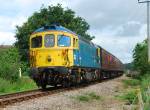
[73,92,101,102]
[117,90,138,104]
[76,95,90,102]
[86,92,101,100]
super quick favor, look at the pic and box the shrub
[20,61,30,76]
[0,47,20,82]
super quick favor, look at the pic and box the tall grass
[140,74,150,109]
[121,74,150,109]
[0,77,37,94]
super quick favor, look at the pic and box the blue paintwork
[73,38,100,68]
[73,49,80,66]
[76,39,100,68]
[34,25,77,36]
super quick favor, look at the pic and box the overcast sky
[0,0,148,63]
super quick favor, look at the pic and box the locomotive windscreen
[44,34,55,47]
[31,36,42,48]
[58,35,71,47]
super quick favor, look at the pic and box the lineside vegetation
[120,40,150,109]
[0,4,94,94]
[0,47,37,94]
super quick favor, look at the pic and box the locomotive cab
[30,31,78,68]
[29,27,79,88]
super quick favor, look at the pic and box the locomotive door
[73,37,80,66]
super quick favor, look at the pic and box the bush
[133,40,150,76]
[0,47,20,82]
[20,61,30,76]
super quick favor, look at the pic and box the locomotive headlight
[47,55,52,62]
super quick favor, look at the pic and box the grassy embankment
[0,46,37,94]
[0,77,37,94]
[117,74,150,109]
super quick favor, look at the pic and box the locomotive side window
[31,36,42,48]
[58,35,71,47]
[44,34,55,47]
[76,39,78,47]
[73,38,76,47]
[73,38,78,47]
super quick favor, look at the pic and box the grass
[116,90,138,104]
[0,77,37,94]
[140,74,150,109]
[120,74,150,109]
[122,79,140,87]
[73,92,102,102]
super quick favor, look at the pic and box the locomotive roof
[34,25,118,53]
[34,25,77,36]
[34,25,96,46]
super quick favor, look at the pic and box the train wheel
[62,78,70,88]
[41,81,47,89]
[40,73,48,90]
[109,73,112,79]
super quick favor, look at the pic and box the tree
[15,4,94,61]
[133,40,150,74]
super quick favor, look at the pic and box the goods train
[29,25,124,89]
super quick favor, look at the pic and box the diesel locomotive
[29,25,124,89]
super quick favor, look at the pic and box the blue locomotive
[29,25,123,89]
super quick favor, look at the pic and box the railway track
[0,76,121,108]
[0,87,64,108]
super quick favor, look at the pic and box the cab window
[73,38,76,47]
[58,35,71,47]
[31,36,42,48]
[44,34,55,47]
[73,38,78,47]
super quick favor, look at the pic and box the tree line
[133,40,150,75]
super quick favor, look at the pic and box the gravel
[3,76,128,110]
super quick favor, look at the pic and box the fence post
[19,68,22,78]
[138,89,144,110]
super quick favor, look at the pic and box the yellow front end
[30,31,78,68]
